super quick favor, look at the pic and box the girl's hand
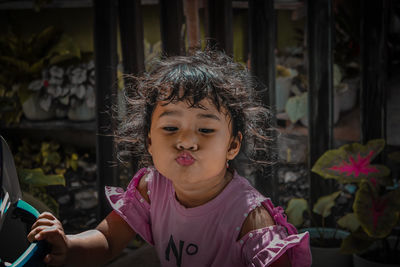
[27,212,69,266]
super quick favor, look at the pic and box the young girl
[28,50,311,267]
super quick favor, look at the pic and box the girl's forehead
[153,99,231,121]
[157,99,225,114]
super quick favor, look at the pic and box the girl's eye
[199,128,214,134]
[163,127,178,132]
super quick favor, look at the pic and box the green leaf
[286,198,308,227]
[46,151,62,166]
[353,181,400,238]
[313,191,341,218]
[67,153,79,171]
[30,26,62,58]
[48,34,81,65]
[17,83,34,104]
[311,139,389,183]
[27,58,45,75]
[0,55,30,74]
[337,213,360,232]
[333,64,342,88]
[285,92,308,123]
[340,230,375,254]
[18,168,66,186]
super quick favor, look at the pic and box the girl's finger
[31,218,54,230]
[27,225,52,242]
[37,226,66,246]
[37,211,57,221]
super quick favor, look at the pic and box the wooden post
[93,0,118,220]
[307,0,335,212]
[184,0,200,50]
[118,0,145,76]
[248,0,278,203]
[360,0,389,143]
[207,0,233,55]
[118,0,145,175]
[160,0,185,56]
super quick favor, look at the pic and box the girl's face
[148,99,242,188]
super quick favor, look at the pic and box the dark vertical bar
[160,0,185,56]
[118,0,145,175]
[307,0,335,210]
[118,0,145,76]
[93,0,118,220]
[207,0,233,55]
[248,0,278,203]
[249,0,276,106]
[360,0,389,143]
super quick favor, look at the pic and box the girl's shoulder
[127,166,169,204]
[137,170,151,204]
[229,171,267,206]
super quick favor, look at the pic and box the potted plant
[334,0,360,114]
[0,26,80,121]
[286,191,353,267]
[285,64,346,127]
[28,59,96,121]
[275,64,298,113]
[0,83,23,125]
[312,139,400,266]
[66,60,96,121]
[13,139,78,216]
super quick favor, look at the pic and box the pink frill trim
[240,199,311,267]
[104,168,154,245]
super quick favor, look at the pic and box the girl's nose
[177,142,198,151]
[176,131,198,151]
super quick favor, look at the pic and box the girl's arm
[67,211,136,266]
[28,211,136,267]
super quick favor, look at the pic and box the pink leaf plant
[311,139,400,259]
[353,180,400,239]
[312,139,390,184]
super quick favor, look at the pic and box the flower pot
[55,107,68,119]
[22,94,55,121]
[353,236,400,267]
[337,78,358,113]
[353,253,399,267]
[68,102,95,121]
[276,68,298,112]
[276,77,293,113]
[301,228,352,267]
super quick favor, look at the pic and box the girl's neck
[173,170,233,208]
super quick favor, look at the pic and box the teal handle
[10,200,48,267]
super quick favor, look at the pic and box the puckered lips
[176,151,195,166]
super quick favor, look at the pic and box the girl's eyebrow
[158,110,182,118]
[158,110,220,121]
[197,113,220,121]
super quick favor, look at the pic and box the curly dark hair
[116,49,275,170]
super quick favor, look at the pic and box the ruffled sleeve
[240,199,311,267]
[105,168,154,245]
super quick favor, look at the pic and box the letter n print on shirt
[165,234,199,266]
[165,235,184,267]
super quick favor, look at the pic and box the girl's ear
[147,133,152,155]
[227,132,242,160]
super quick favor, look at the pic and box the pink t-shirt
[105,167,311,267]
